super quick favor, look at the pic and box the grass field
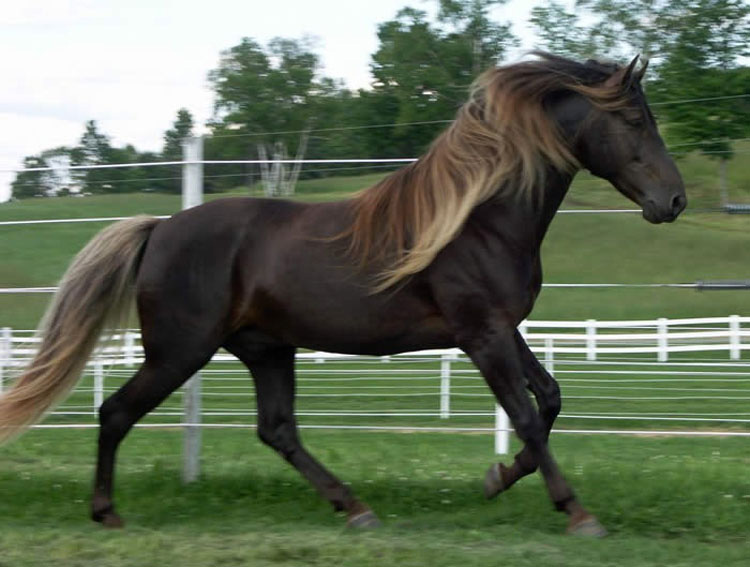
[1,162,749,565]
[1,429,750,566]
[1,166,749,328]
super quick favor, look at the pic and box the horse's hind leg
[92,349,217,527]
[484,330,561,498]
[223,331,379,528]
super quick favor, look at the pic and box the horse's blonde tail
[0,215,161,443]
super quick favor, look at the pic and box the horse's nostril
[671,194,686,216]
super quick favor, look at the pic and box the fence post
[586,319,597,361]
[0,327,10,393]
[544,337,555,374]
[657,318,668,362]
[183,374,202,483]
[440,353,451,419]
[729,314,741,360]
[124,331,136,367]
[182,136,204,484]
[93,361,104,415]
[494,405,510,455]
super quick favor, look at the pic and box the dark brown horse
[0,53,685,536]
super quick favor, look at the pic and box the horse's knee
[511,412,546,446]
[540,381,561,422]
[97,395,134,444]
[257,419,299,458]
[98,396,122,433]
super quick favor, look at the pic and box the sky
[0,0,556,202]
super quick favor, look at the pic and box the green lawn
[1,166,748,329]
[1,429,749,566]
[1,171,749,564]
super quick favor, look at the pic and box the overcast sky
[0,0,557,202]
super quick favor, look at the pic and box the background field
[1,150,749,328]
[1,161,749,565]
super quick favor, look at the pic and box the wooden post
[495,405,510,455]
[181,137,203,484]
[586,319,597,361]
[124,331,136,368]
[93,361,104,415]
[657,318,668,362]
[0,327,10,393]
[729,315,741,360]
[440,354,451,419]
[544,337,555,374]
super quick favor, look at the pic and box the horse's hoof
[567,515,607,538]
[483,462,508,499]
[101,513,125,529]
[347,509,381,529]
[93,508,125,529]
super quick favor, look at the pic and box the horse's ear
[634,58,649,83]
[604,55,640,88]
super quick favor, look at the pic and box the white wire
[0,216,171,227]
[46,409,750,424]
[0,281,726,293]
[26,423,750,437]
[0,158,417,174]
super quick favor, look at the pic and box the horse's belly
[250,291,454,355]
[297,317,455,356]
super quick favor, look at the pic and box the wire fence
[2,317,748,451]
[2,143,748,458]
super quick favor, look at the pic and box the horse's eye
[621,108,646,127]
[623,113,644,127]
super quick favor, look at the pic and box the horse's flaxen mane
[347,53,640,292]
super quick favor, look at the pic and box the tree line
[11,0,750,200]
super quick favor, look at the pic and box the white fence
[1,315,749,453]
[3,316,746,371]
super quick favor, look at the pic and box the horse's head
[561,56,687,223]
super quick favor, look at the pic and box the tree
[531,0,750,206]
[11,156,53,199]
[11,147,77,199]
[436,0,517,76]
[370,1,518,156]
[208,37,320,141]
[206,37,324,192]
[70,120,114,194]
[529,2,601,60]
[160,108,194,193]
[652,1,750,205]
[163,109,194,157]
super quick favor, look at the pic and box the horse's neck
[532,169,575,244]
[474,169,574,252]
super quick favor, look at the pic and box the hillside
[1,156,748,329]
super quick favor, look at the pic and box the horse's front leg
[460,325,605,536]
[484,330,561,498]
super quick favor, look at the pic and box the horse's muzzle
[642,193,687,224]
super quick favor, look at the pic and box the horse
[0,53,685,536]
